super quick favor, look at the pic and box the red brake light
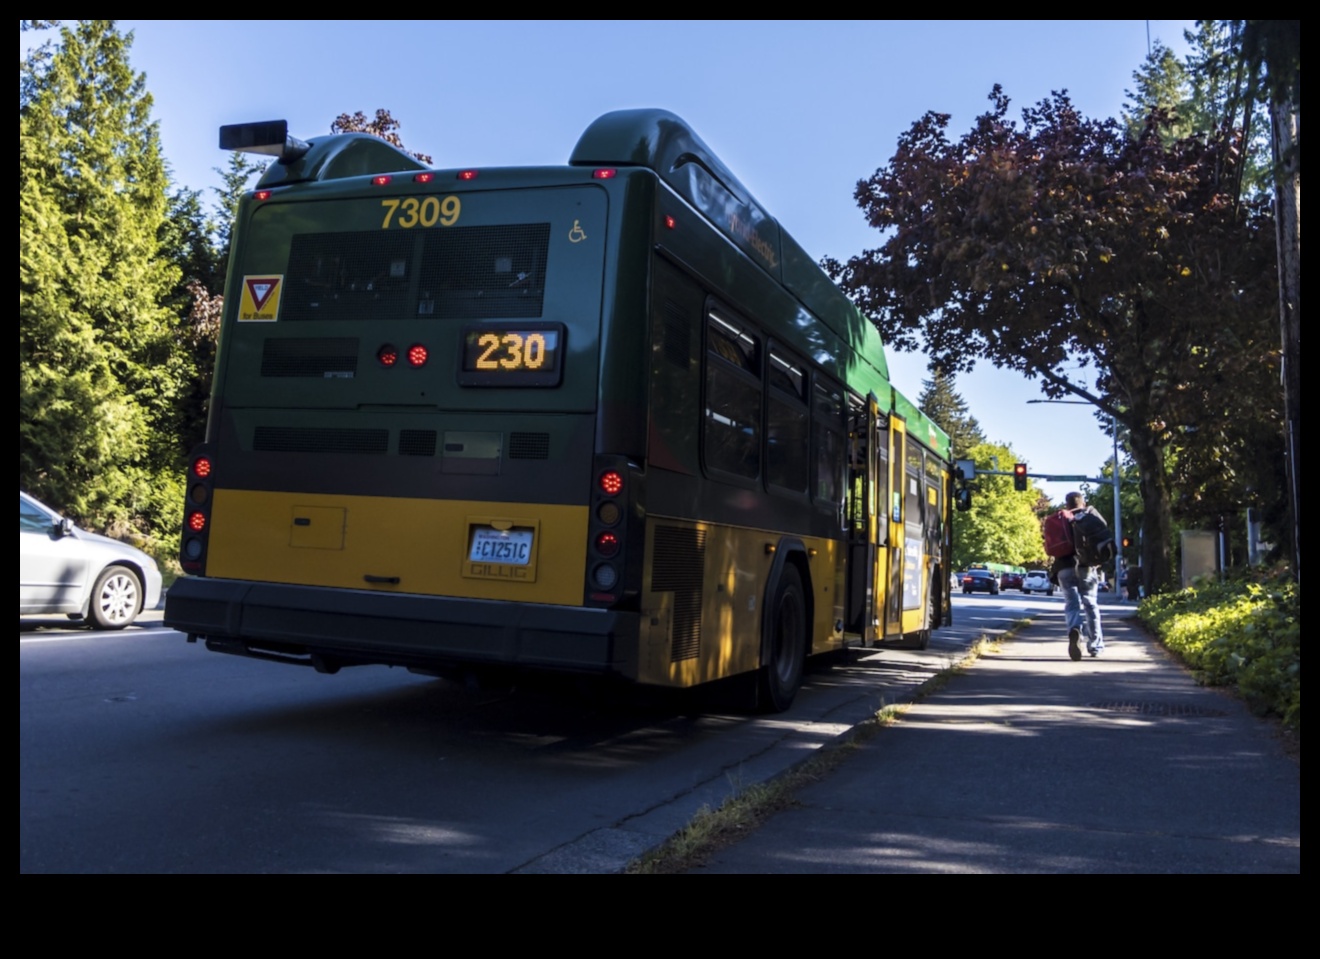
[407,344,428,367]
[378,344,398,367]
[595,531,620,557]
[188,512,207,533]
[664,215,676,229]
[599,471,623,496]
[192,457,212,478]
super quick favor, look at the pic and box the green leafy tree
[952,441,1045,571]
[1122,24,1292,567]
[826,87,1278,594]
[1219,20,1300,579]
[161,153,267,451]
[19,20,183,537]
[917,368,984,458]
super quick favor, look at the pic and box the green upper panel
[255,133,429,188]
[570,109,888,383]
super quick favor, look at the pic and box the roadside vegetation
[1136,567,1299,732]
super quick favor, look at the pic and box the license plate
[468,527,534,565]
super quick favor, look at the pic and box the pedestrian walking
[1051,491,1106,660]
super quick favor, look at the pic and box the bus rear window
[280,223,550,322]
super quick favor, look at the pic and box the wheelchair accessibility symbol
[568,220,587,243]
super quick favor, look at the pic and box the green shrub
[1137,569,1299,729]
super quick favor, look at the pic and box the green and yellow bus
[164,110,953,711]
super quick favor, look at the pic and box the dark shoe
[1068,627,1082,661]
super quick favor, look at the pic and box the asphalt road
[20,592,1053,873]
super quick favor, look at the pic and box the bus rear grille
[253,427,389,454]
[399,430,438,456]
[509,432,550,459]
[260,338,360,377]
[652,526,706,663]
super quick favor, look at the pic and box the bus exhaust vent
[260,338,360,377]
[399,430,438,457]
[509,432,550,459]
[253,427,389,454]
[652,526,706,663]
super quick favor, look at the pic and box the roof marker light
[253,190,272,201]
[457,170,479,181]
[414,172,435,183]
[664,215,676,229]
[593,168,617,179]
[372,175,393,186]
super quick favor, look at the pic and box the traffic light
[1013,463,1027,491]
[1122,536,1132,549]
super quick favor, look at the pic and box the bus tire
[759,564,806,712]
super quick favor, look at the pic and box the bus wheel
[759,565,806,712]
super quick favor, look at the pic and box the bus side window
[812,377,845,519]
[766,346,808,495]
[704,307,761,481]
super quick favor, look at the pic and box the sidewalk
[688,605,1301,873]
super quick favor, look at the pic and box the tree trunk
[1126,427,1173,593]
[1271,96,1300,580]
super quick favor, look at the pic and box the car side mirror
[54,517,74,538]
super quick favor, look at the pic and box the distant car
[999,570,1024,591]
[1022,570,1055,595]
[961,570,1000,595]
[19,490,162,629]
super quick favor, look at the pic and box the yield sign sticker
[238,275,283,322]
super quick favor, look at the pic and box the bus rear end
[165,125,647,679]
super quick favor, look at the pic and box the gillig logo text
[727,214,778,269]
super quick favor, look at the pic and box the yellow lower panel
[205,488,588,606]
[639,519,841,689]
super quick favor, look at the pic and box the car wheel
[88,566,143,630]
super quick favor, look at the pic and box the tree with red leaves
[826,87,1279,593]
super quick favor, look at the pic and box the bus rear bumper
[164,576,639,678]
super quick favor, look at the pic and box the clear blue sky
[29,19,1197,503]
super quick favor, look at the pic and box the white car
[19,491,163,629]
[1022,570,1055,595]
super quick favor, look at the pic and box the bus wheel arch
[758,546,811,712]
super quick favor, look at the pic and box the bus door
[844,394,880,642]
[883,414,908,638]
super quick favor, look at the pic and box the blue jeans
[1058,565,1104,650]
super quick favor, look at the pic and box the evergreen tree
[917,368,984,457]
[19,21,183,537]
